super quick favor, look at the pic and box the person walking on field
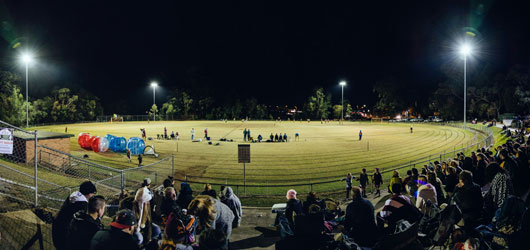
[126,149,131,163]
[342,173,354,200]
[359,168,368,198]
[243,128,248,141]
[190,128,195,141]
[359,130,363,141]
[410,125,413,133]
[373,168,383,197]
[137,154,142,167]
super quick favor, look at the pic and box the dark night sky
[1,0,530,114]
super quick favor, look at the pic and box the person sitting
[53,181,97,250]
[159,209,196,250]
[90,209,140,250]
[283,133,287,141]
[302,192,326,215]
[257,134,263,142]
[415,175,438,213]
[451,170,484,230]
[270,133,274,141]
[170,131,175,140]
[67,195,106,250]
[161,187,180,219]
[275,133,279,142]
[177,182,194,210]
[378,183,422,233]
[343,187,379,247]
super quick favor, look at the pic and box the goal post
[371,118,383,124]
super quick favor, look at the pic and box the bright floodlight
[21,53,33,64]
[460,44,472,56]
[339,81,346,86]
[150,82,158,87]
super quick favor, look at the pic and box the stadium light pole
[339,81,346,124]
[150,82,158,121]
[460,44,472,129]
[21,53,33,128]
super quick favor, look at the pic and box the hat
[143,178,151,186]
[110,209,136,229]
[79,181,97,195]
[286,189,297,200]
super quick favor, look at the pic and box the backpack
[432,204,462,246]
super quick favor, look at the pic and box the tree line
[0,71,103,126]
[372,64,530,119]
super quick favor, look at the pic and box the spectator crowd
[50,127,530,250]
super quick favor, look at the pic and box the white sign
[0,128,14,154]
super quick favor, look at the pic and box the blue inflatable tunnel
[127,137,145,155]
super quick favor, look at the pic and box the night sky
[1,0,530,114]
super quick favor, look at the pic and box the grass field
[32,121,481,184]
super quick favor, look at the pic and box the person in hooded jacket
[220,186,242,228]
[52,181,97,250]
[177,182,194,210]
[67,195,106,250]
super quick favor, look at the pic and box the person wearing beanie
[90,209,140,250]
[52,181,97,250]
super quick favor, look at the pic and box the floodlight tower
[339,81,346,124]
[21,53,33,127]
[150,82,158,121]
[460,44,472,128]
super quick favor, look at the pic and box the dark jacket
[90,227,140,250]
[344,196,379,247]
[373,173,383,185]
[444,173,458,193]
[160,198,179,217]
[359,173,369,187]
[285,199,302,229]
[452,182,484,226]
[475,159,487,187]
[52,191,89,250]
[177,183,193,209]
[67,212,104,250]
[221,187,242,228]
[200,189,217,199]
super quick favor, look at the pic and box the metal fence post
[171,154,175,177]
[154,172,158,185]
[121,170,125,193]
[34,130,38,207]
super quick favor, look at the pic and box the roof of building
[14,130,74,141]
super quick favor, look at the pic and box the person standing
[373,168,383,197]
[221,187,242,228]
[410,125,413,133]
[247,129,251,141]
[204,128,208,139]
[164,127,168,139]
[138,154,143,167]
[191,128,195,141]
[342,173,354,200]
[126,149,131,163]
[359,168,368,198]
[243,129,248,141]
[359,130,363,141]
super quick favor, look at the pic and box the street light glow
[21,53,33,64]
[150,82,158,87]
[460,44,472,56]
[339,81,346,86]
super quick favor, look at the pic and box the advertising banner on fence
[0,128,14,154]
